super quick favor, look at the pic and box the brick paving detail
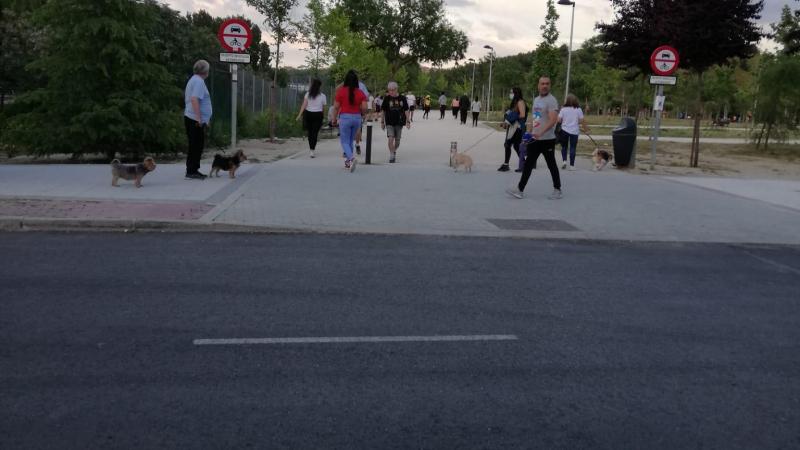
[0,198,211,221]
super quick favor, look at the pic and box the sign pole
[650,84,664,170]
[231,63,238,150]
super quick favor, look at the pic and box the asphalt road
[1,233,799,449]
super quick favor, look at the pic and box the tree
[753,54,800,149]
[773,2,800,55]
[530,0,562,98]
[433,71,448,94]
[597,0,764,167]
[319,6,390,85]
[415,70,431,96]
[299,0,330,76]
[246,0,300,141]
[340,0,468,76]
[3,0,182,159]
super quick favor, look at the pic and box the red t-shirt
[335,87,367,114]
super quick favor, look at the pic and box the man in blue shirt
[184,60,213,180]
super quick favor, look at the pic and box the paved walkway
[1,117,799,244]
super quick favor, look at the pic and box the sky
[163,0,790,68]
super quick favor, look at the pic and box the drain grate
[487,219,581,231]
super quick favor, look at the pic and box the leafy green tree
[433,71,448,94]
[753,54,800,149]
[340,0,468,76]
[531,0,562,97]
[319,6,390,85]
[415,70,431,96]
[3,0,182,159]
[773,2,800,55]
[299,0,330,76]
[246,0,300,141]
[597,0,764,167]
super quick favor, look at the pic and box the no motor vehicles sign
[218,18,252,53]
[650,46,680,76]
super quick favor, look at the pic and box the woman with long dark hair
[296,78,326,158]
[331,70,368,172]
[498,86,527,172]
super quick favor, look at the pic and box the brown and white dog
[111,157,156,188]
[450,147,473,173]
[210,150,247,178]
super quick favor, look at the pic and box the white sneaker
[561,161,567,169]
[505,187,524,199]
[548,189,563,200]
[310,150,316,158]
[350,157,357,173]
[569,165,576,171]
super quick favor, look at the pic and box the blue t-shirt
[184,75,212,124]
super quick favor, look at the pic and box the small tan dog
[111,157,156,188]
[450,148,473,173]
[210,150,247,178]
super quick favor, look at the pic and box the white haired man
[184,60,212,180]
[380,81,411,163]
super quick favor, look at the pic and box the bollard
[365,121,373,165]
[450,141,457,167]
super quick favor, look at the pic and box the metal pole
[488,53,494,116]
[470,61,476,100]
[252,70,256,113]
[365,121,373,164]
[650,84,664,170]
[231,64,238,149]
[564,3,575,103]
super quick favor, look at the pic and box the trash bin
[612,117,637,167]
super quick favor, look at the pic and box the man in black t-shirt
[380,81,411,163]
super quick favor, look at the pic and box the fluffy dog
[592,148,612,171]
[450,148,473,173]
[111,157,156,188]
[211,150,247,178]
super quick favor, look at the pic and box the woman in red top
[332,70,368,172]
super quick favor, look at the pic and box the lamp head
[557,0,575,5]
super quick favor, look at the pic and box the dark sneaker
[185,172,206,180]
[356,145,362,156]
[514,168,522,173]
[497,164,510,172]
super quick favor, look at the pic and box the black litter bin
[612,117,637,167]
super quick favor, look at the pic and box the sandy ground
[579,140,800,179]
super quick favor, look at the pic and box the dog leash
[459,128,501,154]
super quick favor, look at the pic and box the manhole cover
[487,219,580,231]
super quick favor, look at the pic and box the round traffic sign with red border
[650,46,680,76]
[218,18,252,53]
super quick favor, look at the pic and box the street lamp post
[558,0,576,103]
[483,45,494,115]
[468,58,476,100]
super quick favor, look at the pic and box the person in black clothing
[498,86,527,172]
[459,94,471,125]
[380,81,411,163]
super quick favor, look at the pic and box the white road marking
[193,335,518,345]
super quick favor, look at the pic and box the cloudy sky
[164,0,790,67]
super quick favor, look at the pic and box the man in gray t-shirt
[507,76,563,200]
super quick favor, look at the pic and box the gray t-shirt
[532,93,559,140]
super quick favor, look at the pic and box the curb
[0,216,295,234]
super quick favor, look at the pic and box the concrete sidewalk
[1,117,799,244]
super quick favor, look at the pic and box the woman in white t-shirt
[296,78,327,158]
[557,94,588,170]
[470,97,481,127]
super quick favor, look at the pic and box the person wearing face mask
[498,87,527,172]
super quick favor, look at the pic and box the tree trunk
[689,73,704,168]
[764,122,772,150]
[270,40,281,142]
[755,122,766,150]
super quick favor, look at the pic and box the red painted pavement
[0,199,212,221]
